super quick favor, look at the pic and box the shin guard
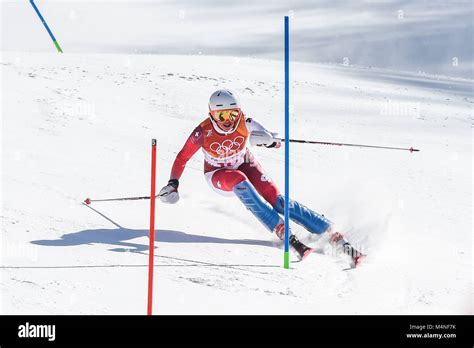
[274,195,331,234]
[233,180,282,232]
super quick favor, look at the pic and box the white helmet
[208,89,240,111]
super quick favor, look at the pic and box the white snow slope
[1,52,472,314]
[3,0,472,78]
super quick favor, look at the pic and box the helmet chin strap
[209,112,242,135]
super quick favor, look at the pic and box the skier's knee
[253,180,279,206]
[274,194,285,212]
[227,171,248,189]
[232,180,281,232]
[212,170,248,191]
[263,185,279,207]
[274,195,333,234]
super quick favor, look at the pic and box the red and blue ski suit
[170,115,280,206]
[169,115,332,236]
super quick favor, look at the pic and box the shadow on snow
[31,228,274,253]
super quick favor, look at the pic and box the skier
[158,89,365,266]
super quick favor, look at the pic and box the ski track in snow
[1,52,472,314]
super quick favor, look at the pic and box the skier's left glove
[249,131,281,148]
[158,179,179,204]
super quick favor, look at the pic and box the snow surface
[2,0,472,78]
[1,52,472,314]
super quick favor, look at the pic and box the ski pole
[83,196,150,205]
[277,138,420,152]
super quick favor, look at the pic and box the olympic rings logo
[209,136,245,155]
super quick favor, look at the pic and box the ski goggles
[210,109,241,123]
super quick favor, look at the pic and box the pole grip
[147,139,157,315]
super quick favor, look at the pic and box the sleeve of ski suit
[245,118,281,148]
[170,126,203,180]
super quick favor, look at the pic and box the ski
[329,232,366,268]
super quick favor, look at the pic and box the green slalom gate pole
[284,16,290,269]
[29,0,63,53]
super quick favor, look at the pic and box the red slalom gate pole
[147,139,157,315]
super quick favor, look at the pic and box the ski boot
[329,232,366,268]
[290,234,314,261]
[274,222,313,261]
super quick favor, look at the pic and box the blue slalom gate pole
[29,0,63,53]
[284,16,290,269]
